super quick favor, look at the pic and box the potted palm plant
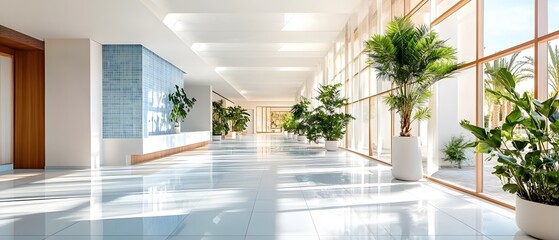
[307,83,354,150]
[461,68,559,239]
[228,106,250,137]
[291,97,311,142]
[212,100,229,141]
[168,85,197,134]
[366,17,459,180]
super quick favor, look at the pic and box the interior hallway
[0,134,531,240]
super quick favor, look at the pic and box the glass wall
[299,0,557,207]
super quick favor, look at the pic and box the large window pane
[377,95,392,163]
[548,38,559,96]
[436,0,476,63]
[435,0,460,18]
[410,0,430,26]
[549,0,559,34]
[482,48,534,205]
[483,0,534,56]
[429,67,477,190]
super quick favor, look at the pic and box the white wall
[182,85,212,132]
[45,39,102,168]
[0,55,13,166]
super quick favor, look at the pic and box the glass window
[482,48,534,205]
[548,0,559,34]
[381,0,392,34]
[549,39,559,96]
[483,0,535,56]
[410,0,431,26]
[377,94,392,164]
[434,0,460,18]
[428,67,477,190]
[392,0,405,18]
[435,0,476,63]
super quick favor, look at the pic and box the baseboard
[0,164,13,172]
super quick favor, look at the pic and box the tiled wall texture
[103,45,184,138]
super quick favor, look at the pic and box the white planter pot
[212,135,222,141]
[297,135,307,142]
[283,131,288,136]
[293,134,299,140]
[287,132,294,139]
[231,132,237,139]
[317,137,325,143]
[516,196,559,239]
[325,140,338,151]
[174,126,181,134]
[391,136,423,181]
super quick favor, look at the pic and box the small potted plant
[366,17,459,180]
[168,85,196,134]
[291,97,311,142]
[441,135,469,169]
[308,83,354,151]
[281,113,294,138]
[461,68,559,239]
[227,106,250,138]
[212,100,229,141]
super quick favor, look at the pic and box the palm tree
[548,44,559,95]
[483,52,532,128]
[365,17,459,136]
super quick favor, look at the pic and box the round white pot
[293,134,299,140]
[283,131,288,136]
[231,132,237,139]
[317,137,325,143]
[212,135,222,141]
[516,196,559,239]
[325,140,338,151]
[297,135,307,142]
[287,132,294,139]
[174,126,181,134]
[391,136,423,181]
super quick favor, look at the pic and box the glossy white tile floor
[0,134,534,240]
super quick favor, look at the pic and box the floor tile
[171,211,251,236]
[246,211,318,236]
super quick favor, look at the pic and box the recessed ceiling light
[191,43,206,52]
[163,14,178,30]
[240,90,247,94]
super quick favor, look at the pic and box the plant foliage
[461,68,559,206]
[281,113,296,132]
[307,83,355,142]
[441,135,469,169]
[212,100,229,136]
[168,85,197,127]
[366,17,459,136]
[290,97,312,135]
[228,106,250,132]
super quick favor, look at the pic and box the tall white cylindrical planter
[293,134,299,141]
[325,141,338,151]
[174,125,181,134]
[391,136,423,181]
[288,132,294,139]
[516,196,559,239]
[231,132,237,139]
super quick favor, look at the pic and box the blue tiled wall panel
[142,47,183,136]
[103,45,184,138]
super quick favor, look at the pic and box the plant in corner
[290,97,311,142]
[461,68,559,240]
[168,85,196,134]
[441,135,469,169]
[307,83,354,150]
[365,17,459,180]
[212,100,229,141]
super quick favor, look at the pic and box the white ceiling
[0,0,362,102]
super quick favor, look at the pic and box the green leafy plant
[227,106,250,132]
[212,100,229,136]
[365,17,459,136]
[307,83,354,142]
[168,85,196,127]
[281,113,295,132]
[461,68,559,206]
[290,97,311,135]
[442,135,469,169]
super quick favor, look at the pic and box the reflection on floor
[0,134,534,240]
